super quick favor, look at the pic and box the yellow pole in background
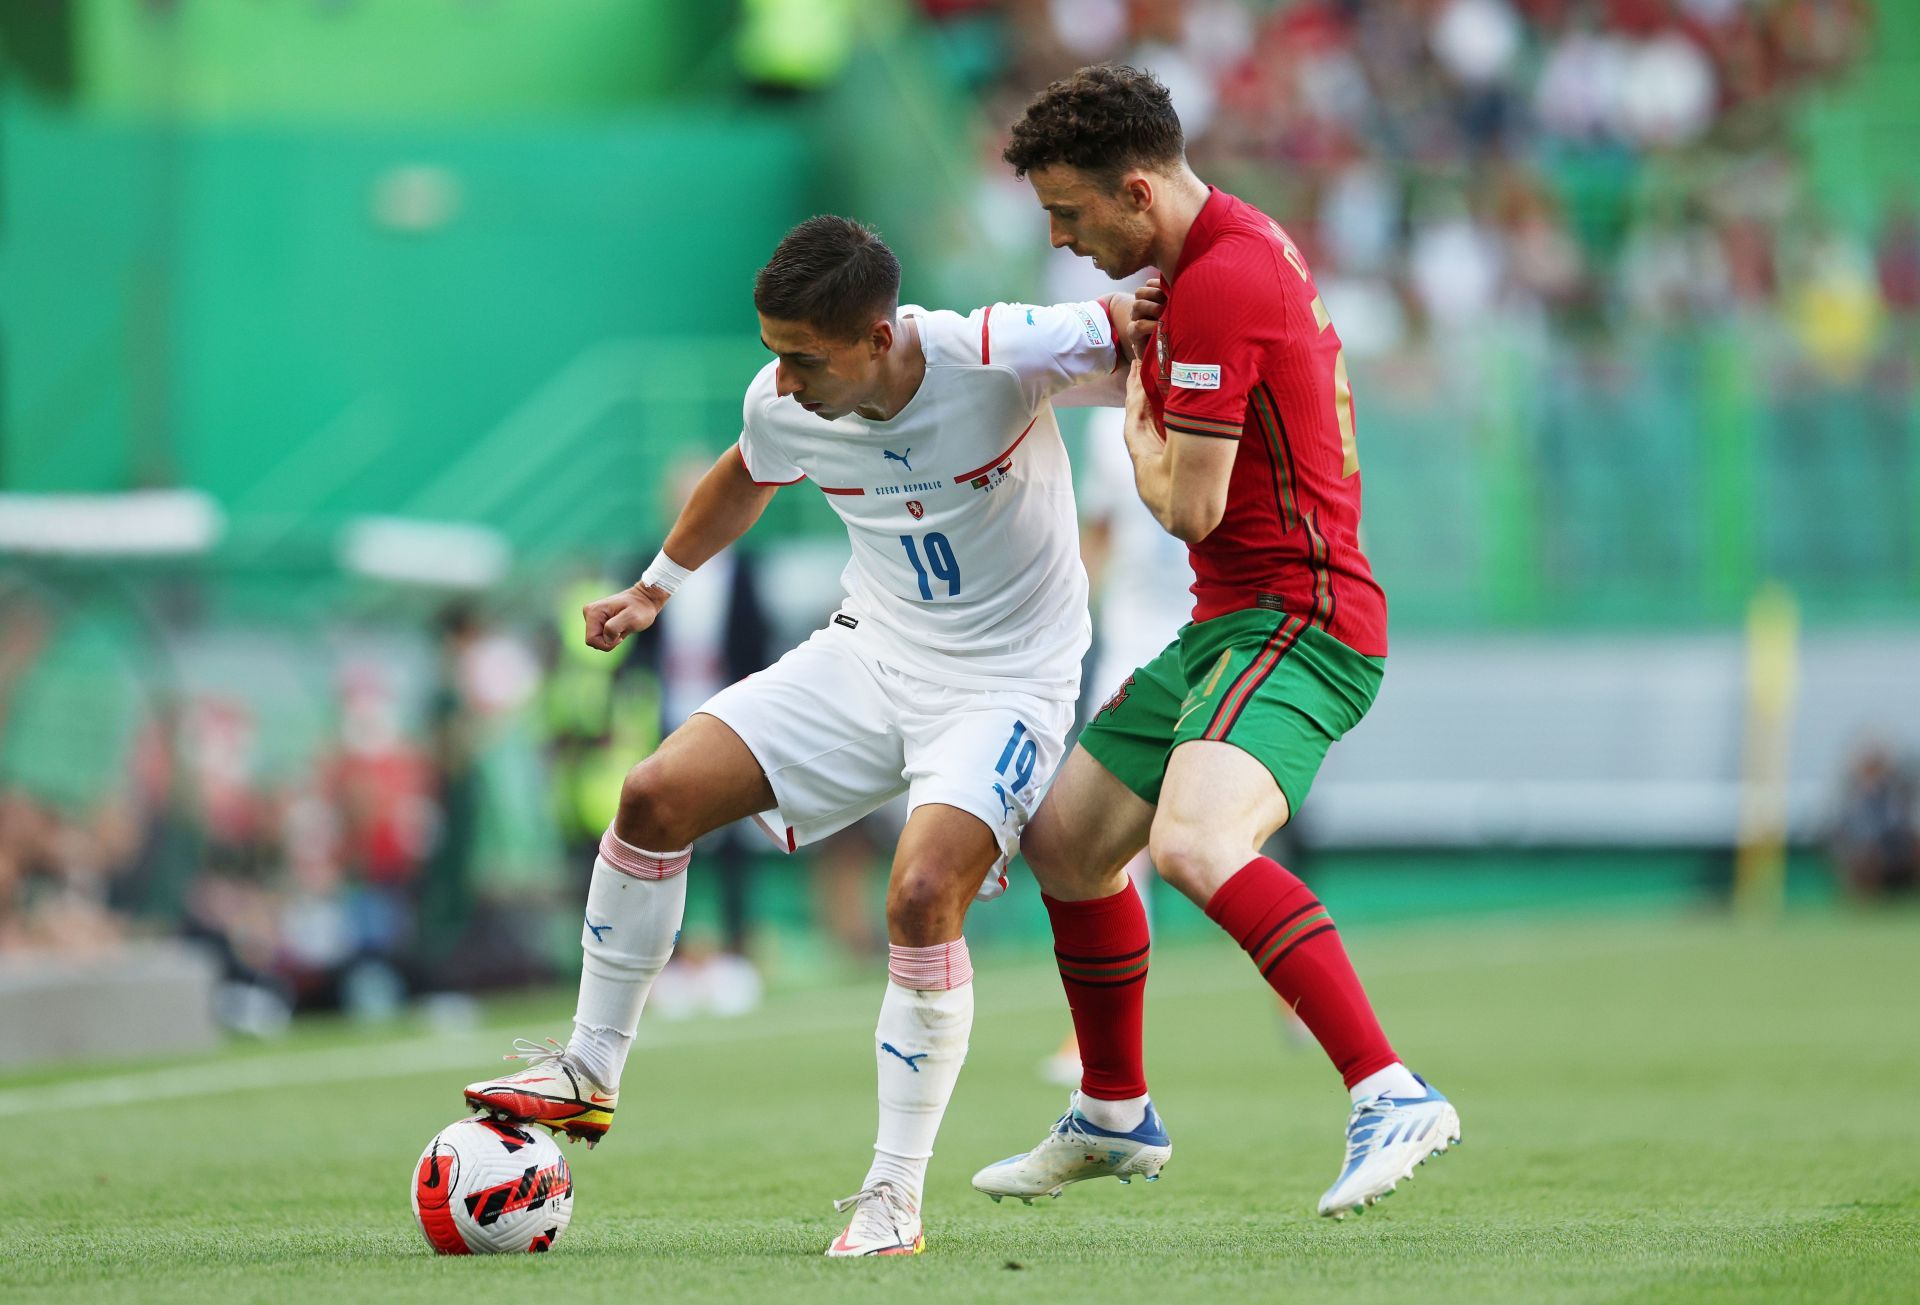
[1734,582,1800,918]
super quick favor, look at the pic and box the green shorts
[1079,608,1385,816]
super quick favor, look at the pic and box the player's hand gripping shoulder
[582,583,667,651]
[1124,277,1167,359]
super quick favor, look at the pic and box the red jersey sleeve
[1159,249,1283,442]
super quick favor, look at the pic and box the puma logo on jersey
[883,448,913,472]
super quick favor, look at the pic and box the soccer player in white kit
[464,216,1135,1256]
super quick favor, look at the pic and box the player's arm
[1101,292,1143,363]
[992,299,1132,405]
[584,447,777,650]
[1120,360,1235,544]
[1134,259,1272,542]
[1114,278,1165,362]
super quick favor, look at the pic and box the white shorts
[696,618,1073,899]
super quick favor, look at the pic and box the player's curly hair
[754,216,900,341]
[1003,64,1186,183]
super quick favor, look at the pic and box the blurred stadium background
[0,0,1914,1075]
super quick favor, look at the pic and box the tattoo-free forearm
[1126,426,1178,532]
[658,448,777,573]
[1105,293,1141,362]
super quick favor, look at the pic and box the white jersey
[736,301,1121,699]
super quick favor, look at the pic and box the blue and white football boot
[1317,1075,1461,1218]
[971,1094,1171,1203]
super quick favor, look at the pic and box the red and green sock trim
[1248,901,1336,977]
[1206,856,1399,1088]
[1053,942,1151,987]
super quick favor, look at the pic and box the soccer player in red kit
[972,65,1462,1219]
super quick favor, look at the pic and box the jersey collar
[1169,185,1228,285]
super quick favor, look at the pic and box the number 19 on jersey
[900,532,962,599]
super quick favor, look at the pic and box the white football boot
[1318,1075,1461,1218]
[463,1038,617,1147]
[971,1094,1171,1203]
[824,1181,925,1257]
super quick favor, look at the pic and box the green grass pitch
[6,911,1918,1303]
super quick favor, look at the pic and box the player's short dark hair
[1003,64,1186,184]
[754,216,901,341]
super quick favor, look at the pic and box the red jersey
[1142,187,1388,657]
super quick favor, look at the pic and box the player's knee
[885,864,969,941]
[1020,807,1103,896]
[1147,817,1228,900]
[615,760,701,850]
[1017,808,1068,883]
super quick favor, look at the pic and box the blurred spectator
[1786,215,1883,383]
[1409,190,1505,334]
[1829,745,1919,899]
[1619,202,1731,324]
[1875,200,1920,322]
[976,0,1877,370]
[612,457,778,1017]
[416,605,556,995]
[0,790,130,958]
[412,604,484,993]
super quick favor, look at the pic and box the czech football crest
[906,500,924,520]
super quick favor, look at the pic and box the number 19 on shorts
[996,720,1037,792]
[899,531,961,599]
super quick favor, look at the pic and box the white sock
[1349,1061,1422,1105]
[862,942,975,1208]
[1074,1090,1148,1133]
[564,829,690,1091]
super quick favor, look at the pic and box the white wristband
[639,550,692,597]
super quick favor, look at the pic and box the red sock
[1205,856,1397,1088]
[1043,881,1151,1100]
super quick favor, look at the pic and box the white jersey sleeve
[1054,364,1127,410]
[736,368,806,485]
[972,300,1122,410]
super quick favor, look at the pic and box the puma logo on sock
[881,1042,928,1072]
